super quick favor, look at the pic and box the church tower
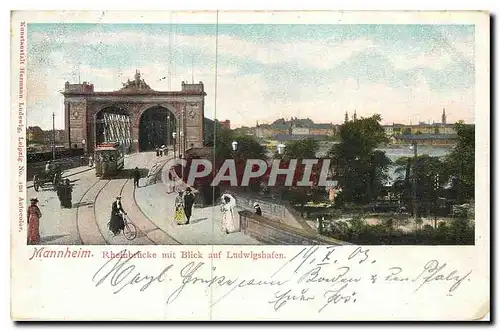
[344,111,348,123]
[353,110,357,121]
[442,108,447,125]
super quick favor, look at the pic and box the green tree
[394,155,448,217]
[271,139,322,204]
[233,135,268,160]
[273,139,319,159]
[205,127,235,162]
[445,122,475,203]
[205,128,268,192]
[328,114,391,204]
[206,127,267,162]
[393,156,412,208]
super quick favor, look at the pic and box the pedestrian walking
[174,191,186,225]
[27,198,42,245]
[183,187,196,224]
[166,169,174,193]
[88,155,94,167]
[56,180,65,208]
[63,179,73,208]
[133,167,140,188]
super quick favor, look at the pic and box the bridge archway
[95,105,132,152]
[63,75,206,154]
[139,106,176,152]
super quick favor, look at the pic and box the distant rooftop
[274,134,328,141]
[393,134,458,140]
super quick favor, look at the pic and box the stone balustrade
[225,190,315,233]
[238,210,349,245]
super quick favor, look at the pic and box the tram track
[76,176,130,245]
[75,153,181,245]
[93,178,130,243]
[75,178,109,245]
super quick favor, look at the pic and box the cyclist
[108,196,127,236]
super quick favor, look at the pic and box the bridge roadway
[27,152,259,245]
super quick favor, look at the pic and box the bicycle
[122,214,137,240]
[107,213,137,240]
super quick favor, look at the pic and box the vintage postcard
[10,10,490,320]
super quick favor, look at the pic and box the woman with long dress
[220,194,237,234]
[27,198,42,245]
[108,196,126,236]
[174,191,186,225]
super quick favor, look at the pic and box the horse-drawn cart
[33,164,63,192]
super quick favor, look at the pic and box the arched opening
[95,106,132,153]
[139,106,176,152]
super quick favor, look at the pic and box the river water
[266,143,453,184]
[379,146,452,183]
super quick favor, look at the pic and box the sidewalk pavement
[134,182,260,244]
[89,151,179,245]
[134,158,259,244]
[27,169,99,245]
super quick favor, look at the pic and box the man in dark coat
[183,187,196,224]
[133,167,140,188]
[63,179,73,208]
[56,179,65,208]
[108,196,127,236]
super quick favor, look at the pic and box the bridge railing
[225,190,315,233]
[26,156,89,179]
[239,210,349,245]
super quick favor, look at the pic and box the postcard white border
[9,10,490,321]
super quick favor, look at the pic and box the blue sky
[27,23,475,129]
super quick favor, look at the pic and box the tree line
[188,115,474,214]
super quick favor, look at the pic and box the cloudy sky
[27,23,475,130]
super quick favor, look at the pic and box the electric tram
[94,142,125,177]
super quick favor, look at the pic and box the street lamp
[434,173,440,228]
[81,139,87,166]
[172,131,177,158]
[232,141,238,153]
[167,115,170,149]
[409,140,419,220]
[180,130,185,180]
[180,130,184,157]
[52,113,56,161]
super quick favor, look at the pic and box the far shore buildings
[235,108,465,147]
[219,120,231,130]
[253,117,337,141]
[382,109,459,146]
[27,126,66,146]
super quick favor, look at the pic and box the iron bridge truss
[96,112,131,153]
